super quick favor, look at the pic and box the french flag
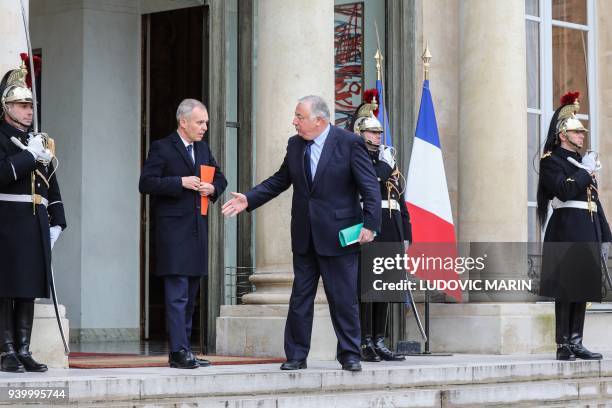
[406,80,460,301]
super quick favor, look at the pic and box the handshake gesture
[567,151,602,174]
[181,176,215,196]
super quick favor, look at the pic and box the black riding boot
[373,336,405,361]
[360,303,381,362]
[15,299,47,372]
[555,301,575,361]
[371,303,404,361]
[361,336,381,362]
[0,299,24,372]
[569,302,602,360]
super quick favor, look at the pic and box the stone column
[217,0,337,359]
[458,0,528,304]
[242,0,334,304]
[458,0,527,242]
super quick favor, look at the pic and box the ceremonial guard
[537,91,611,361]
[0,56,66,372]
[350,90,412,362]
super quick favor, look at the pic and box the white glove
[379,145,396,169]
[404,240,410,253]
[582,151,600,173]
[38,148,53,163]
[568,151,600,173]
[50,225,62,249]
[25,134,46,159]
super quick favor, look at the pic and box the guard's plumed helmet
[541,91,588,154]
[351,88,383,135]
[0,53,40,115]
[0,61,32,110]
[556,92,588,135]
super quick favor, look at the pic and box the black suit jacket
[139,131,227,276]
[245,125,381,256]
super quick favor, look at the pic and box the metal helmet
[0,61,33,113]
[559,117,588,134]
[555,92,588,135]
[356,113,383,134]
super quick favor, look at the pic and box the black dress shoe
[169,349,198,369]
[570,344,602,360]
[341,360,362,372]
[373,336,405,361]
[556,344,576,361]
[361,337,381,362]
[280,360,307,370]
[1,352,25,373]
[187,351,211,367]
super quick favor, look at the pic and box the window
[526,0,595,242]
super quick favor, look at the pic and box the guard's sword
[18,0,69,355]
[50,266,69,354]
[19,0,39,134]
[405,278,428,342]
[602,242,612,292]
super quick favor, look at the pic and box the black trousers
[284,247,361,364]
[164,276,200,352]
[360,302,388,339]
[555,301,587,345]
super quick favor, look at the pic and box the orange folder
[200,165,216,215]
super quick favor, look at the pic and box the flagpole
[422,42,433,355]
[373,20,391,147]
[423,42,432,81]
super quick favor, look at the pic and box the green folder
[339,223,365,247]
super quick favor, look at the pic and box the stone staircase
[2,354,612,407]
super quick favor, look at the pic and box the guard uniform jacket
[368,150,412,244]
[539,146,612,301]
[0,121,66,298]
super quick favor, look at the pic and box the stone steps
[2,355,612,407]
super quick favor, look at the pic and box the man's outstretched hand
[222,192,248,217]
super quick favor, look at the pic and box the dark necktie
[186,144,195,165]
[304,141,314,189]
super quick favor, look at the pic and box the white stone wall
[30,0,141,339]
[30,0,85,336]
[458,0,527,242]
[0,0,28,74]
[597,0,612,219]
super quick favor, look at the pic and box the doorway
[140,5,207,347]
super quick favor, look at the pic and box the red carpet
[69,352,284,369]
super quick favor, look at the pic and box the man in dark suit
[222,95,381,371]
[139,99,227,369]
